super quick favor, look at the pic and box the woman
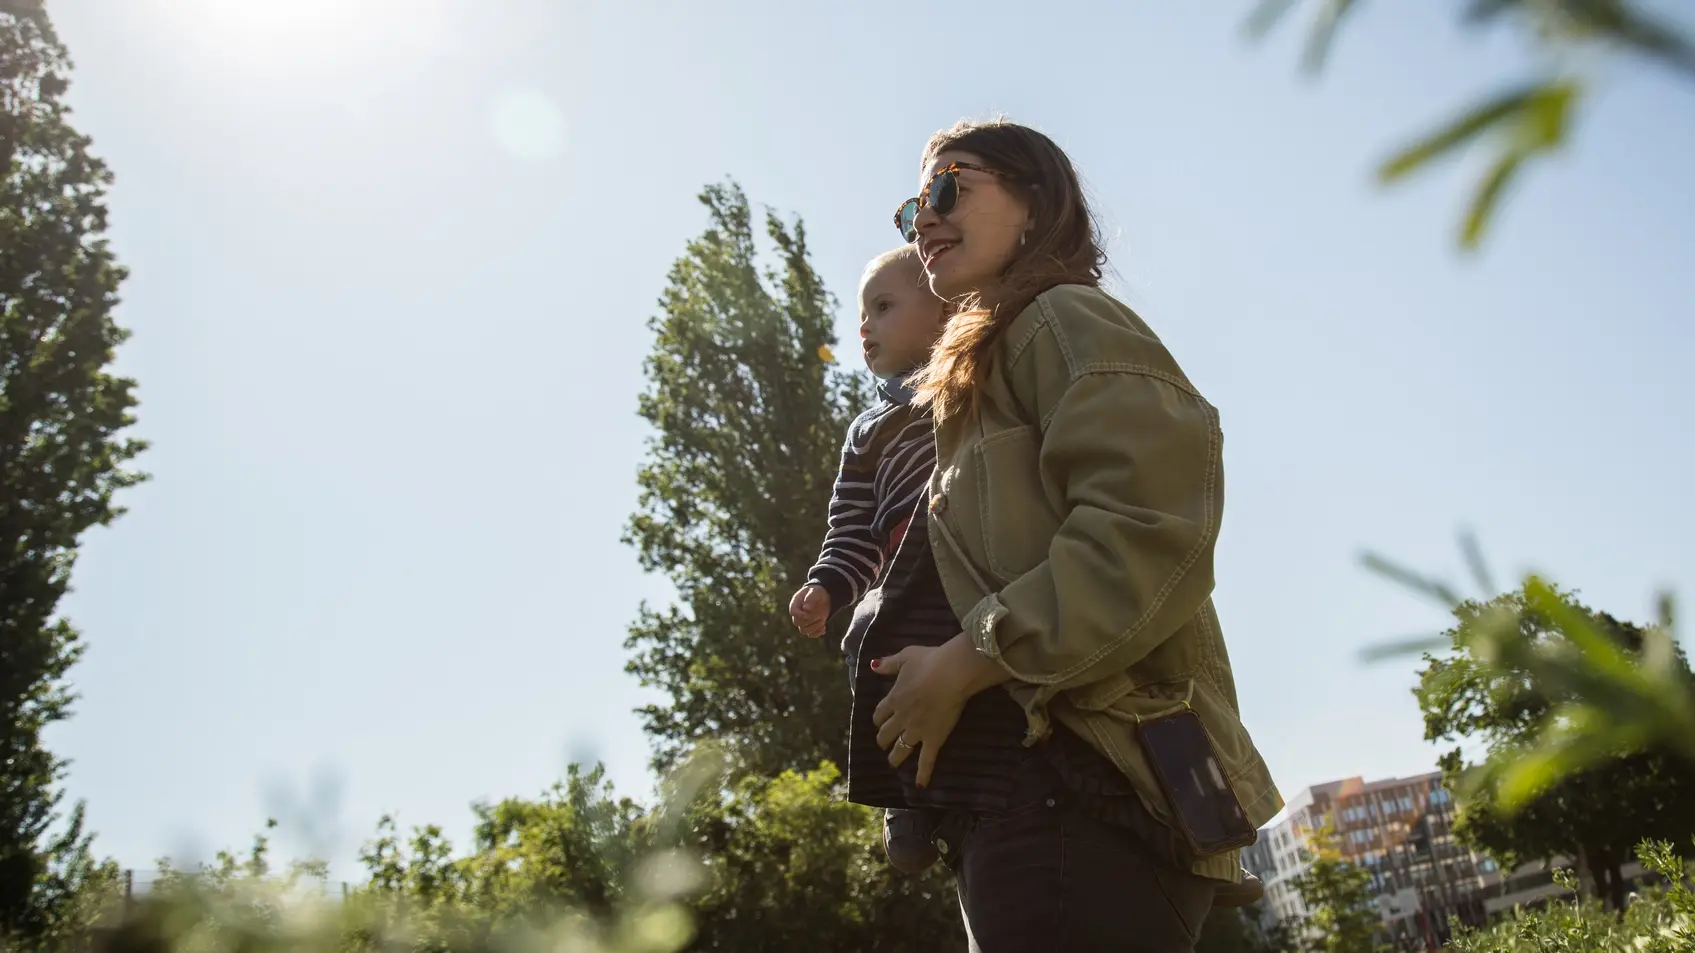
[860,120,1284,951]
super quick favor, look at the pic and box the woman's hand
[872,634,1011,788]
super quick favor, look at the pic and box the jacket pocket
[974,425,1060,582]
[1186,676,1261,785]
[1082,676,1258,784]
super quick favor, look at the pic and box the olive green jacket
[925,284,1283,882]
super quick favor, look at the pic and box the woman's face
[913,149,1031,300]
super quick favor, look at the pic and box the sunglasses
[894,161,1009,243]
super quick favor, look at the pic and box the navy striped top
[805,373,936,615]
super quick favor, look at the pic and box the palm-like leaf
[1246,0,1691,249]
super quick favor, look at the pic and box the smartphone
[1139,708,1259,856]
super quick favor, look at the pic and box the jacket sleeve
[959,293,1223,693]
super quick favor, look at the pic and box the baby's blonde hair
[860,244,926,293]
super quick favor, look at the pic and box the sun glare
[155,0,448,66]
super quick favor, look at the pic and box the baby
[791,244,947,874]
[789,244,947,639]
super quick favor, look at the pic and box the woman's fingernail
[869,659,881,671]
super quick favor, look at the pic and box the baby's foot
[882,808,941,875]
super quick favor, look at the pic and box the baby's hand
[788,584,831,638]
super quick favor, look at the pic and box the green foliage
[87,755,956,953]
[1366,534,1695,810]
[1414,584,1695,909]
[1471,583,1695,804]
[100,759,724,953]
[1248,0,1695,248]
[98,828,695,953]
[153,818,331,897]
[351,762,686,953]
[687,762,960,952]
[623,182,870,776]
[0,1,142,943]
[1291,824,1383,953]
[452,765,650,924]
[1445,840,1695,953]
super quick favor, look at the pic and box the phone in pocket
[1138,707,1258,856]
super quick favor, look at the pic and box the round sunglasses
[893,161,1009,243]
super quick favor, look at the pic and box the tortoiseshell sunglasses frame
[893,161,1009,242]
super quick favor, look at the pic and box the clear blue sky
[43,0,1695,880]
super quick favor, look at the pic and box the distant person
[855,119,1283,951]
[789,243,952,874]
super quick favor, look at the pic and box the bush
[1446,841,1694,953]
[77,757,960,953]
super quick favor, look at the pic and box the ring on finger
[894,737,915,752]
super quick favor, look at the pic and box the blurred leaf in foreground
[1394,564,1695,910]
[1245,0,1695,249]
[1378,80,1579,248]
[1366,539,1695,780]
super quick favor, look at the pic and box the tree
[1414,586,1695,910]
[1292,823,1382,953]
[0,0,140,942]
[1252,0,1695,249]
[686,763,961,953]
[623,181,869,776]
[346,760,958,953]
[453,764,649,925]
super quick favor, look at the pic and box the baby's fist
[788,584,831,638]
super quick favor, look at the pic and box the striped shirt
[805,372,936,613]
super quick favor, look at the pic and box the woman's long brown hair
[907,120,1106,422]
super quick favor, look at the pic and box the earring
[1020,231,1027,247]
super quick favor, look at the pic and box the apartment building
[1244,771,1492,952]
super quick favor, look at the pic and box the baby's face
[859,261,946,378]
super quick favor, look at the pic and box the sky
[39,0,1695,883]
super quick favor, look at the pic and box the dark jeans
[934,756,1216,953]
